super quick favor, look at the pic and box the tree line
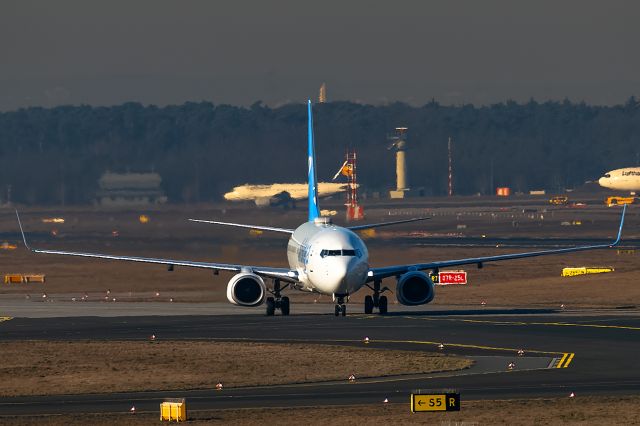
[0,97,638,205]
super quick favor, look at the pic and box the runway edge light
[410,390,460,413]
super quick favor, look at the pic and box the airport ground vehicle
[549,195,569,205]
[606,196,635,207]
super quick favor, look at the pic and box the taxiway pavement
[1,306,639,415]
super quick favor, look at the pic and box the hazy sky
[1,0,638,110]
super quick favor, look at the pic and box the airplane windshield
[320,249,358,258]
[604,174,611,178]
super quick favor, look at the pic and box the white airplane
[598,167,640,193]
[224,182,350,207]
[17,101,627,316]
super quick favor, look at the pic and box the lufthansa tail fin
[307,100,320,221]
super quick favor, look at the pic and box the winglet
[611,203,627,246]
[307,99,320,221]
[15,210,33,251]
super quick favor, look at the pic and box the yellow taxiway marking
[366,338,565,356]
[556,353,568,368]
[562,354,575,368]
[356,339,575,370]
[352,317,576,365]
[554,353,574,368]
[396,316,640,332]
[0,316,11,323]
[163,336,574,369]
[195,336,568,358]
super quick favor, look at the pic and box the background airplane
[17,101,627,316]
[224,182,351,207]
[599,167,640,193]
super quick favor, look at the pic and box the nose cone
[329,258,350,285]
[315,257,350,294]
[344,258,368,289]
[598,177,610,188]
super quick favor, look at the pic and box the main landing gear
[334,295,347,317]
[266,279,290,316]
[364,280,389,315]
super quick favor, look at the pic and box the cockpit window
[604,174,611,178]
[320,249,358,258]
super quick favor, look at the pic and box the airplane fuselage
[224,183,350,202]
[599,167,640,192]
[287,218,369,297]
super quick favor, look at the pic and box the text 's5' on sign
[411,392,460,412]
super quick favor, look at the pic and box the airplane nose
[319,258,350,294]
[598,177,608,187]
[334,259,349,281]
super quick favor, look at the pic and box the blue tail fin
[307,100,320,221]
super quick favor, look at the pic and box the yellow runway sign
[0,317,12,323]
[411,392,460,412]
[562,267,614,277]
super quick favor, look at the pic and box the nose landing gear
[364,280,390,315]
[334,295,347,317]
[266,279,290,316]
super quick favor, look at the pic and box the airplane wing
[348,217,429,231]
[16,211,297,282]
[366,205,627,282]
[188,219,294,234]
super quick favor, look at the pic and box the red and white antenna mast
[345,149,364,221]
[448,137,453,197]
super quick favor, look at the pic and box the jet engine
[396,271,435,306]
[226,273,267,307]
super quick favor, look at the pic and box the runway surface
[1,306,639,416]
[0,296,563,317]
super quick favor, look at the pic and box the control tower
[388,127,409,199]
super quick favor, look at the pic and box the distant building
[96,172,167,206]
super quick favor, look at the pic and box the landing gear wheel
[366,280,391,315]
[266,297,275,316]
[280,296,290,316]
[364,295,374,314]
[334,295,347,317]
[268,279,291,316]
[378,296,388,315]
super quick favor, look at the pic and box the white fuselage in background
[599,167,640,192]
[224,183,350,202]
[286,218,369,297]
